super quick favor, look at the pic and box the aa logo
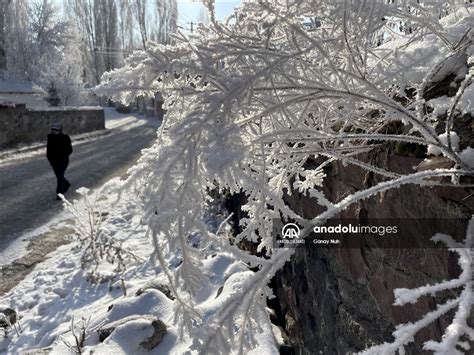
[282,223,300,239]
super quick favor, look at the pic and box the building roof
[0,80,46,108]
[0,80,46,94]
[0,93,48,108]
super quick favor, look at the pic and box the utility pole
[188,21,194,34]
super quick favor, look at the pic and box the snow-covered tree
[362,218,473,354]
[96,0,474,353]
[67,0,177,85]
[1,0,85,105]
[29,0,68,59]
[41,25,85,106]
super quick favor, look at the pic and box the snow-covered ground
[103,108,152,130]
[0,212,71,267]
[0,184,279,354]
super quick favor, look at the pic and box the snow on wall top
[33,106,104,111]
[0,93,47,108]
[0,95,18,107]
[0,80,43,94]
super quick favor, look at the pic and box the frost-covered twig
[361,217,474,355]
[60,316,91,355]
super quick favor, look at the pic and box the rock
[140,319,167,350]
[135,280,175,300]
[98,315,149,342]
[415,156,455,171]
[0,308,17,328]
[394,141,427,158]
[98,314,167,350]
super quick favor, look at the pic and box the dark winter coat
[47,133,72,165]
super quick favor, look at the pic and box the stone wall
[273,155,473,354]
[0,105,105,149]
[224,153,473,354]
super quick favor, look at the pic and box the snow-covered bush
[95,0,474,353]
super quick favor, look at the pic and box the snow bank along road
[0,117,157,256]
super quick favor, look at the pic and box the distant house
[0,80,47,108]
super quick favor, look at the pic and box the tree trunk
[0,0,10,72]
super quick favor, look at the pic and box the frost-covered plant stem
[61,189,143,273]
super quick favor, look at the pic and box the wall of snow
[0,105,105,149]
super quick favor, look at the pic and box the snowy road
[0,113,157,255]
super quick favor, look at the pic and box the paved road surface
[0,121,156,253]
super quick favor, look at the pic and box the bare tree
[94,0,119,72]
[156,0,177,44]
[134,0,147,50]
[67,0,101,84]
[4,0,36,79]
[117,0,134,57]
[67,0,119,84]
[130,0,178,49]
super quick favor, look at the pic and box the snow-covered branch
[94,0,474,352]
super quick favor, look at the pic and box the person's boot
[64,180,71,193]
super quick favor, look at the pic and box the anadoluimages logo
[282,223,300,239]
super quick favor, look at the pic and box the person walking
[47,123,72,199]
